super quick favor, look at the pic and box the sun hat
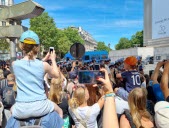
[20,30,40,44]
[124,56,138,66]
[154,101,169,128]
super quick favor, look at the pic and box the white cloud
[45,5,65,11]
[113,19,143,27]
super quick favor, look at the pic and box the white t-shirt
[69,103,100,128]
[115,96,129,114]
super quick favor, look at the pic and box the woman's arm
[161,61,169,99]
[43,51,60,78]
[151,62,163,84]
[97,68,119,128]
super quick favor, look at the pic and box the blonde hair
[19,38,39,60]
[49,77,63,104]
[128,87,152,128]
[7,74,15,81]
[69,87,86,109]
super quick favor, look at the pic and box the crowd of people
[0,30,169,128]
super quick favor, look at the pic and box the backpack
[19,118,42,128]
[2,84,15,108]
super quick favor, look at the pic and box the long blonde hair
[19,38,39,60]
[128,87,153,128]
[49,77,63,104]
[69,86,86,109]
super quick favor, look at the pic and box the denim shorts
[12,99,54,119]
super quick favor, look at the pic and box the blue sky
[15,0,143,49]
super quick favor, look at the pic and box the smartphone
[49,47,54,54]
[78,70,105,84]
[94,64,100,70]
[162,59,167,69]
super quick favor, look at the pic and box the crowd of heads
[1,30,169,128]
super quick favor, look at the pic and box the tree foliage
[0,39,10,52]
[97,41,111,52]
[130,30,143,47]
[30,13,84,57]
[30,12,58,50]
[115,30,143,50]
[115,38,131,50]
[63,27,84,44]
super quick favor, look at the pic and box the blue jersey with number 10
[121,70,141,92]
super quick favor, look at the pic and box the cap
[155,101,169,128]
[124,56,137,66]
[20,30,40,44]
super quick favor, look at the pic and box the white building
[109,47,154,62]
[144,0,169,62]
[71,27,97,51]
[0,0,13,6]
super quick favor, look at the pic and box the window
[1,0,5,5]
[166,55,169,60]
[156,56,161,60]
[85,55,90,60]
[101,55,108,59]
[2,21,6,26]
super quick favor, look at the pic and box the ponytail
[69,98,79,109]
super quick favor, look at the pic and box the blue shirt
[121,70,141,92]
[152,83,165,101]
[13,59,46,102]
[5,111,64,128]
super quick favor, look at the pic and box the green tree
[115,38,131,50]
[97,41,111,52]
[130,30,143,47]
[30,12,58,50]
[0,39,10,52]
[55,30,72,57]
[63,27,84,45]
[115,30,143,50]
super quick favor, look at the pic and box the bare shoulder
[120,114,130,128]
[141,118,154,128]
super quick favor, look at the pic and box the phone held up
[162,59,167,69]
[49,47,54,54]
[78,70,105,85]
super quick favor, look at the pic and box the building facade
[71,26,97,51]
[144,0,169,62]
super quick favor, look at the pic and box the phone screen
[78,70,105,84]
[49,47,54,53]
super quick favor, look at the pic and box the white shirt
[69,103,100,128]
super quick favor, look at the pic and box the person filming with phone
[7,30,63,127]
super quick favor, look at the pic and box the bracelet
[105,91,113,95]
[104,93,115,99]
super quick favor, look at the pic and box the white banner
[152,0,169,39]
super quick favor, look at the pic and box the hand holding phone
[162,59,167,69]
[78,70,105,84]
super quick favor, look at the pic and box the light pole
[108,43,110,52]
